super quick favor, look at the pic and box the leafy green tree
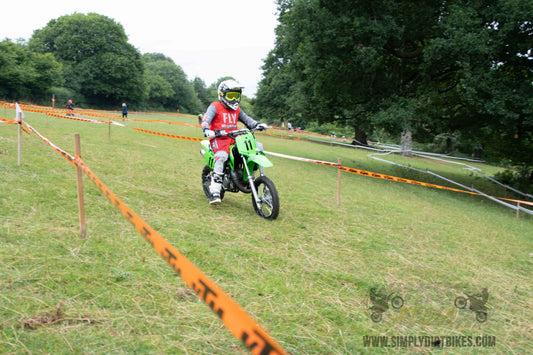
[254,51,296,125]
[0,39,63,100]
[142,69,174,110]
[192,77,212,111]
[28,13,144,108]
[143,53,201,113]
[259,0,533,166]
[453,1,533,166]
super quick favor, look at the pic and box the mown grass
[1,108,532,354]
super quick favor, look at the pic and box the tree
[259,0,533,166]
[192,77,213,111]
[254,51,296,126]
[143,53,201,113]
[28,13,144,108]
[454,0,533,166]
[0,39,64,100]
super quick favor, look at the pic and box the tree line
[0,13,221,113]
[254,0,532,186]
[1,5,531,189]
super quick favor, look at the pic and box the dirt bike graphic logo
[454,288,489,323]
[369,287,404,323]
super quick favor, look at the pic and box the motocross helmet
[218,79,243,110]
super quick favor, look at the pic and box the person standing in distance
[201,79,267,204]
[121,103,128,118]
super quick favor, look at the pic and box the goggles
[221,91,241,101]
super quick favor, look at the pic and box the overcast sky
[1,0,279,97]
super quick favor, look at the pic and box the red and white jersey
[201,101,258,132]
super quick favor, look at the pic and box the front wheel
[476,311,487,323]
[252,176,279,220]
[390,295,404,310]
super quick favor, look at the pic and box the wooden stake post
[337,158,341,206]
[74,134,87,238]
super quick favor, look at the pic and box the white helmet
[218,79,244,110]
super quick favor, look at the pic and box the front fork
[242,158,264,205]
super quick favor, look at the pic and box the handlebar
[214,125,264,138]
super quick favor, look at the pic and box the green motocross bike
[200,127,280,220]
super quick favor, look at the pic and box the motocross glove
[257,123,268,131]
[204,129,215,138]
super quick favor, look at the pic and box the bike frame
[200,129,273,204]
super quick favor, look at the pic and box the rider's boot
[209,173,223,205]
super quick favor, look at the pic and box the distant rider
[66,99,74,116]
[201,79,267,204]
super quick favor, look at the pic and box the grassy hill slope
[1,110,531,354]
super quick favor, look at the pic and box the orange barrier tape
[75,160,286,354]
[0,118,17,124]
[0,118,31,134]
[5,102,200,127]
[9,102,122,121]
[23,121,78,168]
[20,124,31,135]
[264,150,533,208]
[130,127,203,142]
[125,117,199,128]
[497,196,533,206]
[339,166,533,206]
[10,99,529,209]
[45,111,109,124]
[339,165,475,193]
[22,121,286,354]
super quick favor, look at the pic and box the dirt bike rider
[201,79,268,204]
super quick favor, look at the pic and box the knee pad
[213,151,229,175]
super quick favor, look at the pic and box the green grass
[1,108,532,354]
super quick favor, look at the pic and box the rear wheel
[454,296,467,309]
[202,165,224,200]
[252,176,279,220]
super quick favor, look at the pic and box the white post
[17,111,22,166]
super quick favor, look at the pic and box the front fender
[248,154,273,168]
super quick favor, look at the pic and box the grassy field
[1,108,532,354]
